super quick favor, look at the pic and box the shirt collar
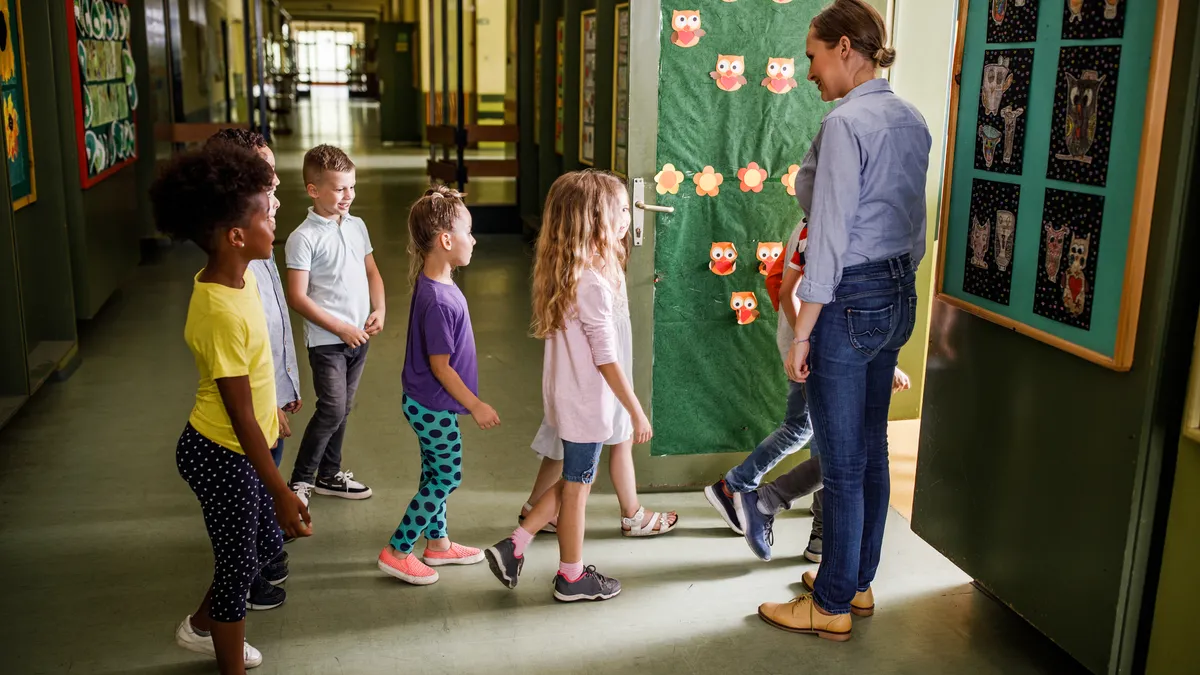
[834,78,892,108]
[306,207,352,227]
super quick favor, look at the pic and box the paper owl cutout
[709,243,738,276]
[969,216,991,269]
[761,58,798,95]
[731,291,760,325]
[711,55,748,92]
[1062,232,1090,316]
[981,56,1013,116]
[756,242,783,276]
[1055,70,1105,165]
[1043,223,1070,281]
[670,10,705,48]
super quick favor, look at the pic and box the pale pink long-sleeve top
[542,269,621,444]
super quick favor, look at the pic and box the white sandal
[518,502,557,534]
[621,506,678,537]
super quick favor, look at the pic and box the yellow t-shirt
[184,269,279,454]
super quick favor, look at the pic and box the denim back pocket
[846,305,896,358]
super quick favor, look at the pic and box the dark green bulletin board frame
[935,0,1179,371]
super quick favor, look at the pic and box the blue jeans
[271,438,284,467]
[807,255,918,615]
[725,381,815,493]
[562,440,604,484]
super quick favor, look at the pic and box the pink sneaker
[422,542,485,567]
[378,547,439,585]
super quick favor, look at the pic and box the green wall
[913,2,1200,671]
[1146,438,1200,673]
[379,22,422,143]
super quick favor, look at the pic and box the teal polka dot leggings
[392,394,464,553]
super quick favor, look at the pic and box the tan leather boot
[802,569,875,617]
[758,594,852,641]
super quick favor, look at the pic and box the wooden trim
[153,122,250,144]
[1113,0,1180,370]
[426,158,520,180]
[11,0,36,210]
[933,0,969,300]
[611,3,629,178]
[578,9,596,167]
[426,124,519,144]
[936,293,1121,369]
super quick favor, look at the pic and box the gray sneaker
[804,535,823,563]
[485,537,524,589]
[553,565,621,602]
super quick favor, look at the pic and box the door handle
[631,178,673,247]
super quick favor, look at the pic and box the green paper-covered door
[626,0,833,457]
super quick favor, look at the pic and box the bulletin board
[534,21,541,146]
[65,0,139,189]
[2,0,34,209]
[554,17,564,155]
[935,0,1179,371]
[579,9,597,166]
[650,0,832,456]
[612,3,630,177]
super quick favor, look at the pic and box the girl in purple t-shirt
[376,187,500,586]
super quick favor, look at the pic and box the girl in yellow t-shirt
[151,145,311,674]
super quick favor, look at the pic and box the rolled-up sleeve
[799,117,862,304]
[577,275,617,367]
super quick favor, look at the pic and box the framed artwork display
[934,0,1178,371]
[612,3,630,177]
[2,0,35,208]
[555,17,564,155]
[580,9,597,166]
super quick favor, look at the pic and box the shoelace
[338,471,356,486]
[583,565,607,582]
[763,514,775,547]
[295,483,312,499]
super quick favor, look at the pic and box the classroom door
[624,0,833,458]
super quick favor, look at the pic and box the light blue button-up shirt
[285,208,374,347]
[248,251,302,407]
[796,78,932,304]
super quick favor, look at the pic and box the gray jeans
[758,456,824,538]
[289,342,369,484]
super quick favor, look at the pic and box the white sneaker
[291,481,314,507]
[174,615,263,668]
[314,470,373,499]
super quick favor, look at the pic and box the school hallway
[0,94,1090,674]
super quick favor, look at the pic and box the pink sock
[559,560,584,582]
[510,527,534,557]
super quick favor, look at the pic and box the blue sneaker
[737,491,774,561]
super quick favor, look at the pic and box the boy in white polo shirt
[285,144,385,504]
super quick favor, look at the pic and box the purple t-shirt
[402,274,478,414]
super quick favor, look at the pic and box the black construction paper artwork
[1033,187,1104,330]
[1062,0,1126,40]
[1045,45,1121,187]
[987,0,1039,44]
[963,178,1021,306]
[976,49,1033,175]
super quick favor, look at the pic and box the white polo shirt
[285,207,374,348]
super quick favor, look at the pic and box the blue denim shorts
[561,440,604,484]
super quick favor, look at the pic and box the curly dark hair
[150,146,275,253]
[203,127,267,151]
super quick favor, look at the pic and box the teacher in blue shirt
[757,0,932,642]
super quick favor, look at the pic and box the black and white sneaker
[261,550,288,585]
[703,479,744,535]
[314,471,372,500]
[553,565,621,602]
[485,537,524,589]
[246,575,286,610]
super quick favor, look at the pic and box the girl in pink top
[486,171,652,602]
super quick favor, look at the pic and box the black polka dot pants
[391,395,463,553]
[177,424,284,623]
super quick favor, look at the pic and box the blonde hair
[407,185,467,286]
[811,0,896,69]
[303,144,356,186]
[531,170,628,339]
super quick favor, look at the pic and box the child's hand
[365,310,386,336]
[283,399,303,414]
[277,408,292,438]
[633,411,653,445]
[892,367,911,394]
[337,321,370,348]
[470,402,501,429]
[274,492,312,539]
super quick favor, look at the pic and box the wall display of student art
[935,0,1177,371]
[2,0,35,209]
[987,0,1039,43]
[66,0,138,188]
[579,10,597,166]
[534,21,541,146]
[612,3,630,177]
[975,48,1033,175]
[962,178,1021,305]
[1062,0,1126,40]
[1045,45,1120,187]
[554,17,564,156]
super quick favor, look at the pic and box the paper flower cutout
[731,291,760,325]
[693,166,723,196]
[781,164,800,196]
[654,164,685,195]
[737,162,768,193]
[710,242,737,275]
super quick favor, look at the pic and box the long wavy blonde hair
[531,170,628,339]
